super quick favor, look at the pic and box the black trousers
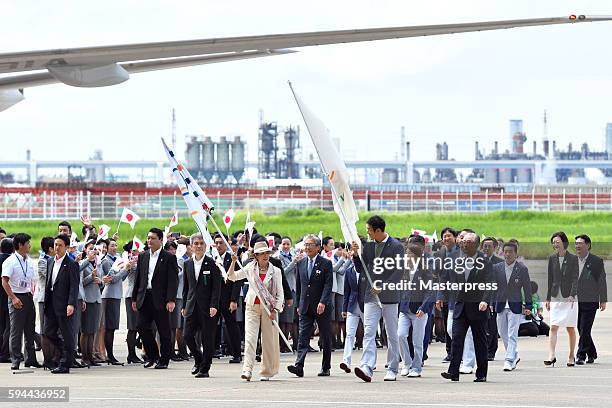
[0,307,10,360]
[184,307,218,371]
[577,306,598,360]
[296,308,331,370]
[137,291,172,364]
[442,303,451,357]
[448,313,488,379]
[219,306,242,359]
[486,309,498,358]
[43,298,75,369]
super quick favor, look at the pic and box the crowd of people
[0,215,607,382]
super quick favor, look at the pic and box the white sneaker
[383,371,397,381]
[459,366,474,374]
[503,361,512,372]
[407,371,421,378]
[260,376,270,381]
[240,371,252,381]
[400,367,410,376]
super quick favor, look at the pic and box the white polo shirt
[1,252,34,294]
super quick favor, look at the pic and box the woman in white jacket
[228,241,283,381]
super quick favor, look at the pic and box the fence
[1,187,611,220]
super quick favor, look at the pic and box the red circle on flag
[224,216,230,223]
[126,214,133,222]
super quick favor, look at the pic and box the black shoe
[576,358,585,366]
[212,352,223,359]
[195,370,210,378]
[487,356,495,362]
[178,352,190,361]
[43,361,58,371]
[154,362,169,369]
[474,377,487,383]
[10,362,19,370]
[339,362,351,373]
[170,353,183,362]
[229,357,242,364]
[106,358,124,366]
[144,360,156,368]
[127,356,144,364]
[191,365,199,375]
[287,365,304,377]
[86,360,101,367]
[354,366,372,383]
[587,357,596,364]
[74,352,82,359]
[51,366,70,374]
[307,346,317,353]
[442,356,451,363]
[25,361,42,368]
[255,355,261,362]
[318,369,330,377]
[543,357,557,367]
[441,372,459,381]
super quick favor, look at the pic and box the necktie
[308,258,314,279]
[375,242,384,258]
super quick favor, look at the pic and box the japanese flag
[223,209,235,230]
[411,228,426,237]
[132,236,145,253]
[111,254,129,271]
[120,208,140,229]
[169,212,179,228]
[266,235,275,249]
[98,224,110,240]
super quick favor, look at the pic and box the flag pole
[116,220,122,235]
[288,81,383,308]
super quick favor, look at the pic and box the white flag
[97,224,110,240]
[244,210,256,239]
[290,84,359,245]
[111,254,129,271]
[120,208,140,229]
[163,226,170,247]
[69,232,78,248]
[223,209,235,230]
[411,228,427,237]
[132,236,145,253]
[169,212,179,228]
[432,230,438,243]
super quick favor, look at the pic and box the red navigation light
[569,14,577,20]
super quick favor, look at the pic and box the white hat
[253,241,272,254]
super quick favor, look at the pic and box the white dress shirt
[51,254,66,290]
[578,253,588,275]
[193,254,204,282]
[147,248,161,289]
[1,252,34,294]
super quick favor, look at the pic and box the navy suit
[577,253,607,361]
[342,264,359,314]
[294,254,333,370]
[399,267,435,315]
[493,262,532,315]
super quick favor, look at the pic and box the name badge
[19,280,29,289]
[203,270,210,275]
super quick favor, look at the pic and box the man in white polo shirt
[1,233,41,370]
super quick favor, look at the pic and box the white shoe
[260,376,270,381]
[503,361,513,372]
[407,371,421,378]
[240,371,252,381]
[400,367,410,376]
[383,371,396,381]
[459,366,474,374]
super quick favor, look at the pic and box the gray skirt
[280,290,296,323]
[125,298,138,331]
[170,299,183,329]
[81,302,101,334]
[103,298,121,330]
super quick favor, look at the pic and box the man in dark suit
[351,215,405,382]
[287,234,333,377]
[492,242,532,371]
[481,237,503,361]
[131,228,179,369]
[214,233,243,364]
[574,235,607,365]
[0,238,14,363]
[442,232,493,382]
[43,234,80,374]
[182,233,222,377]
[434,227,459,363]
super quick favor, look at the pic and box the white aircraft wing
[0,14,610,111]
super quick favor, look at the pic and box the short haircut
[408,234,426,247]
[503,242,518,253]
[550,231,569,249]
[164,241,178,250]
[58,221,72,233]
[0,228,6,235]
[0,238,14,254]
[322,236,334,247]
[366,215,386,232]
[304,234,321,247]
[481,237,496,246]
[55,234,70,246]
[96,238,109,247]
[12,233,31,250]
[461,228,476,235]
[441,227,457,237]
[190,233,204,245]
[149,228,164,240]
[177,237,191,246]
[575,234,591,250]
[508,238,520,247]
[214,232,228,242]
[405,243,423,258]
[281,236,292,243]
[41,236,54,255]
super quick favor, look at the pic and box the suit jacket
[451,251,493,321]
[355,236,405,310]
[342,262,359,314]
[577,253,607,310]
[80,259,102,303]
[488,254,504,265]
[399,266,435,315]
[44,255,79,316]
[131,249,179,311]
[0,253,10,312]
[101,255,129,300]
[182,255,222,317]
[493,261,532,314]
[546,252,579,301]
[229,261,284,312]
[219,252,242,305]
[295,254,333,315]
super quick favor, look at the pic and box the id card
[18,280,29,289]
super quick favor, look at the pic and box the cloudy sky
[2,0,612,179]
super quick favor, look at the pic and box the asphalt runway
[1,260,609,407]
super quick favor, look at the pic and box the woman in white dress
[545,231,579,367]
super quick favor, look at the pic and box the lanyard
[16,254,28,280]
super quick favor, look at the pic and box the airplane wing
[1,14,610,111]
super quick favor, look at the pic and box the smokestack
[552,140,557,155]
[494,141,499,155]
[543,140,550,158]
[533,141,537,156]
[406,141,410,161]
[475,141,479,160]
